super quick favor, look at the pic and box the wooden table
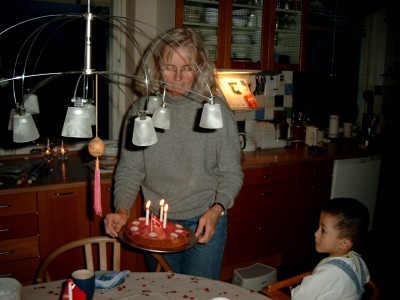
[21,272,271,299]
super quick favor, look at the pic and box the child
[291,198,370,300]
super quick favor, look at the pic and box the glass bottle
[291,111,306,141]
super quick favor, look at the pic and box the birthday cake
[124,216,191,251]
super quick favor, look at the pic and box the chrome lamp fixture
[1,0,223,147]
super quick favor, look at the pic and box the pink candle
[163,204,168,228]
[159,199,165,222]
[145,200,151,225]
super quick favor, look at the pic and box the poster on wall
[217,77,258,111]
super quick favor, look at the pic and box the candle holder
[43,149,53,160]
[58,149,69,161]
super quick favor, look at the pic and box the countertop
[0,138,378,195]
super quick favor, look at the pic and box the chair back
[35,236,121,283]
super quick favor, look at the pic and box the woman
[104,27,243,279]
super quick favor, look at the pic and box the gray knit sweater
[113,93,244,220]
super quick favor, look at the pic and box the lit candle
[68,280,73,300]
[163,204,168,228]
[145,200,151,225]
[159,199,165,222]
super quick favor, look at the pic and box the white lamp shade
[152,106,170,129]
[8,109,17,130]
[23,93,40,114]
[146,96,161,114]
[61,107,93,138]
[132,116,158,146]
[13,113,40,143]
[199,103,223,129]
[83,103,96,125]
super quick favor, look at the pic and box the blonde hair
[135,27,216,99]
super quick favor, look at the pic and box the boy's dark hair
[321,198,370,249]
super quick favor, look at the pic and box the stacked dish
[203,35,218,44]
[204,7,218,25]
[232,8,250,27]
[199,28,217,37]
[207,46,217,61]
[249,47,261,62]
[184,5,202,23]
[231,46,248,59]
[251,31,262,44]
[232,34,251,44]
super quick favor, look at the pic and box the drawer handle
[0,203,11,209]
[0,273,14,278]
[54,192,74,196]
[0,249,14,255]
[0,228,11,232]
[262,174,274,178]
[261,191,273,196]
[105,187,112,191]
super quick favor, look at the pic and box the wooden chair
[35,236,173,283]
[261,271,380,300]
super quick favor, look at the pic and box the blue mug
[71,269,95,300]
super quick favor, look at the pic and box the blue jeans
[145,214,227,280]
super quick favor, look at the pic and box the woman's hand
[104,208,129,237]
[195,205,223,244]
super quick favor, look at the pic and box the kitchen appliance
[253,122,287,149]
[232,263,277,292]
[305,126,318,146]
[330,155,381,231]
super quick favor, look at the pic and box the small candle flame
[146,200,151,208]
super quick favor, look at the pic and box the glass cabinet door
[180,0,220,64]
[176,0,307,71]
[272,0,306,70]
[231,0,264,64]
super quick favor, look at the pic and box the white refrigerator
[330,155,381,231]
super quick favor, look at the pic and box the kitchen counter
[0,138,377,194]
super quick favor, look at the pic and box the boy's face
[314,211,352,256]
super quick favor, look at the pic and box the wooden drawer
[225,214,291,265]
[0,192,37,217]
[230,181,295,222]
[0,236,39,263]
[295,177,332,211]
[0,214,38,240]
[243,164,299,186]
[0,257,40,286]
[298,160,333,178]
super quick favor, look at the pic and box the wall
[110,0,176,140]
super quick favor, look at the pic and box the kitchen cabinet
[38,186,90,281]
[221,163,297,281]
[288,159,333,264]
[90,182,147,273]
[0,192,40,285]
[266,0,308,71]
[175,0,308,71]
